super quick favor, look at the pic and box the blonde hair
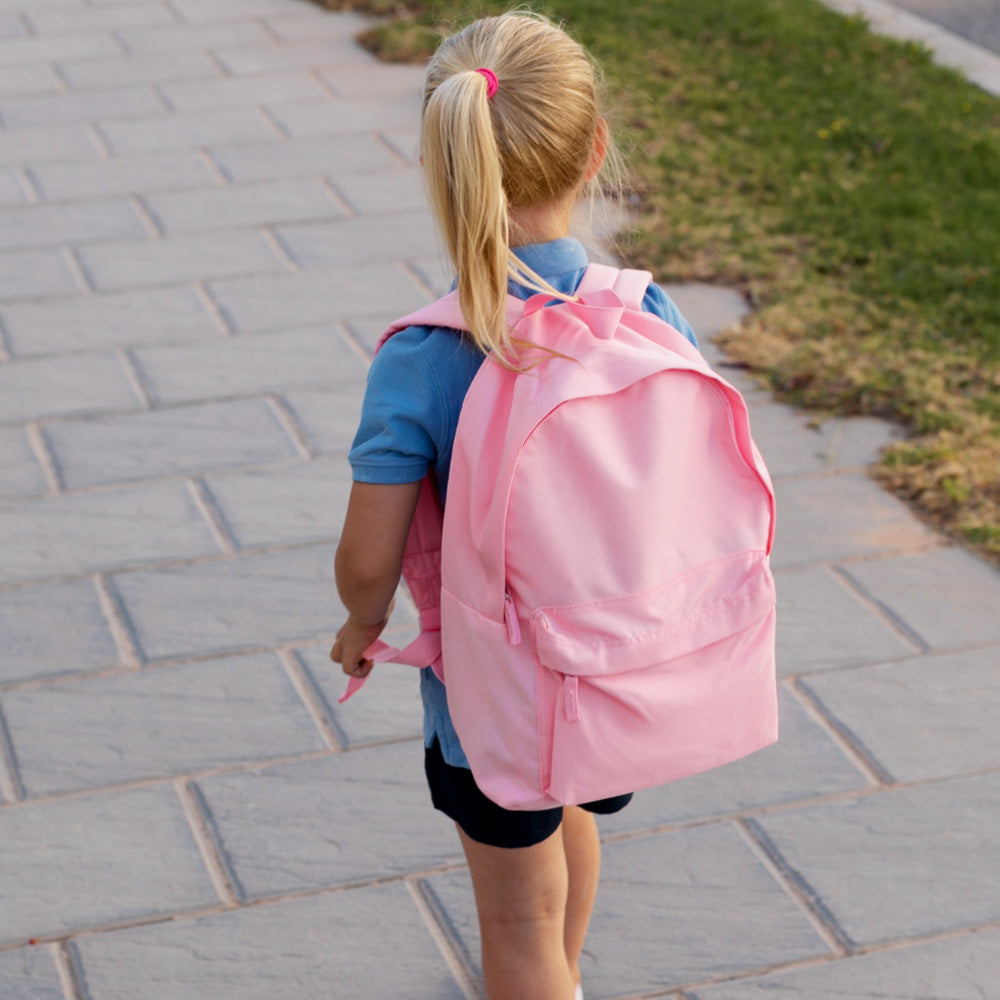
[421,12,618,362]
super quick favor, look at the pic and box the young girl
[331,13,698,999]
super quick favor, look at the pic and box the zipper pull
[503,592,522,645]
[563,676,580,723]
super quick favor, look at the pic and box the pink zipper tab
[563,676,580,723]
[503,592,522,645]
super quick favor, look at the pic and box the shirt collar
[511,237,588,280]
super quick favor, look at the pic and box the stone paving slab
[98,109,278,157]
[0,31,118,66]
[158,71,326,114]
[840,546,1000,649]
[773,564,917,675]
[0,168,32,207]
[142,177,344,235]
[0,785,218,946]
[769,472,937,569]
[208,133,401,183]
[201,458,352,549]
[77,230,289,292]
[327,166,426,216]
[597,686,870,836]
[23,2,173,35]
[264,8,371,42]
[3,653,326,796]
[0,426,47,498]
[0,481,220,584]
[276,210,437,268]
[740,403,903,477]
[110,544,372,661]
[1,285,222,357]
[0,61,60,97]
[207,263,428,332]
[0,121,100,166]
[297,644,424,748]
[0,247,82,301]
[425,823,831,997]
[193,741,463,898]
[268,92,423,136]
[690,926,1000,999]
[752,772,1000,947]
[130,325,365,404]
[279,385,367,453]
[800,645,1000,782]
[72,883,466,1000]
[54,49,218,90]
[0,946,64,1000]
[212,36,368,76]
[321,61,427,98]
[0,352,141,423]
[0,578,119,686]
[28,150,221,202]
[0,85,163,129]
[113,21,270,54]
[170,0,298,22]
[44,398,301,489]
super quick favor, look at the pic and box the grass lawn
[314,0,1000,562]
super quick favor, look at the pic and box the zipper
[503,592,522,645]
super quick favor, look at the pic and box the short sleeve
[642,283,699,348]
[348,326,444,485]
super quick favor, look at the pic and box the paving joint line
[0,856,475,958]
[116,347,154,408]
[0,448,349,503]
[265,391,317,459]
[176,777,244,907]
[193,279,236,334]
[129,193,163,238]
[738,816,854,954]
[0,701,25,802]
[260,224,299,271]
[406,878,483,1000]
[278,647,344,752]
[784,676,894,786]
[829,563,930,652]
[185,476,239,555]
[61,245,93,293]
[54,941,87,1000]
[25,421,63,493]
[93,573,144,669]
[376,129,412,167]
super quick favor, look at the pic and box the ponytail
[421,14,617,365]
[422,70,513,359]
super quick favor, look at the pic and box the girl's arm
[331,480,423,680]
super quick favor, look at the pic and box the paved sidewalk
[0,1,998,998]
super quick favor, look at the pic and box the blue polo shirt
[349,238,697,768]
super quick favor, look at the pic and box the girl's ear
[584,116,609,183]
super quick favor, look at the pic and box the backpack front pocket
[529,550,778,804]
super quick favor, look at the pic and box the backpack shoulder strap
[374,291,468,355]
[375,291,529,355]
[575,263,652,311]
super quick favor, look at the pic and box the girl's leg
[561,806,601,989]
[457,824,576,1000]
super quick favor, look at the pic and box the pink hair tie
[475,67,499,99]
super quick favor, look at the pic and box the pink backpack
[342,264,778,810]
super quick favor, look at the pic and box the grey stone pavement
[0,1,998,998]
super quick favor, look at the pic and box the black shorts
[425,737,632,849]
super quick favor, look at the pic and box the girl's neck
[509,195,575,247]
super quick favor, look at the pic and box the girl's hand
[330,606,393,680]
